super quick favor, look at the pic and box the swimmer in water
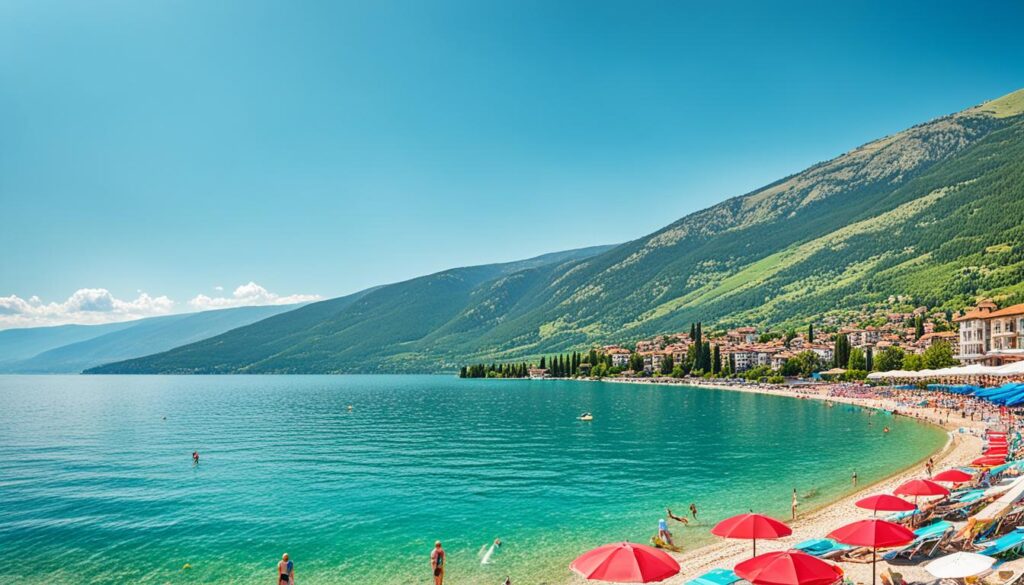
[884,426,890,434]
[666,508,689,525]
[192,451,200,464]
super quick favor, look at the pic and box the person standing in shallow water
[431,541,445,585]
[689,502,698,520]
[192,451,199,464]
[852,471,858,487]
[277,553,294,584]
[791,489,799,520]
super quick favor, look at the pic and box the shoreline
[570,377,985,585]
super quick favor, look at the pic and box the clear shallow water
[0,375,946,584]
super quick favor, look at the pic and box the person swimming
[666,508,689,525]
[192,451,200,464]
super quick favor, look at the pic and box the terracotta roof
[989,303,1024,318]
[955,310,991,322]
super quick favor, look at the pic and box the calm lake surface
[0,375,946,584]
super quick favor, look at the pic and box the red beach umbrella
[711,513,793,556]
[855,494,916,515]
[734,551,843,585]
[893,479,950,498]
[828,519,915,585]
[985,448,1009,456]
[570,542,680,583]
[932,469,973,483]
[972,456,1007,467]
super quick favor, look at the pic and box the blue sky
[1,0,1022,327]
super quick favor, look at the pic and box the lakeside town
[460,298,1024,382]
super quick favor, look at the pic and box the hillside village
[460,298,1024,381]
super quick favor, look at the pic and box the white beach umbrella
[992,361,1024,376]
[925,552,995,579]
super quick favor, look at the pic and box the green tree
[833,334,851,368]
[874,347,906,372]
[847,347,867,371]
[808,323,815,343]
[784,329,797,347]
[923,341,957,369]
[712,345,722,374]
[629,353,644,372]
[794,350,824,376]
[660,354,674,375]
[915,316,925,340]
[903,353,925,371]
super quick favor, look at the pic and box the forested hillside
[90,89,1024,374]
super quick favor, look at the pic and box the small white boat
[578,412,594,421]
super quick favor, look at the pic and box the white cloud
[0,282,320,329]
[188,282,320,311]
[0,289,175,329]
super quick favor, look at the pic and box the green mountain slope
[91,89,1024,374]
[87,246,615,373]
[1,303,304,373]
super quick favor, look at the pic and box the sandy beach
[573,378,991,585]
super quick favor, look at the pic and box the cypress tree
[712,345,722,374]
[539,356,546,369]
[915,316,924,340]
[808,323,815,343]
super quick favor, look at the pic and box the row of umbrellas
[570,472,980,584]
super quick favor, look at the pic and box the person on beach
[657,518,675,546]
[192,451,200,464]
[791,489,799,520]
[689,502,698,520]
[926,457,935,477]
[277,553,294,584]
[431,541,446,585]
[666,508,689,525]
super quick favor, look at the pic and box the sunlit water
[0,375,946,584]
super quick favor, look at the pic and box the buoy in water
[182,563,192,570]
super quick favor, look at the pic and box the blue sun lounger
[686,568,742,585]
[886,509,921,523]
[794,538,854,558]
[883,521,953,560]
[979,528,1024,558]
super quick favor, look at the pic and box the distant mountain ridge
[0,304,302,373]
[90,88,1024,374]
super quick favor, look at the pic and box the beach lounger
[883,521,954,560]
[979,529,1024,558]
[794,538,854,559]
[886,509,922,524]
[686,568,742,585]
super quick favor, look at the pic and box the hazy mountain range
[33,88,1024,374]
[0,304,300,373]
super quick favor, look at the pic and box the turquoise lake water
[0,375,946,584]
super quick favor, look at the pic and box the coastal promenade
[584,378,991,585]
